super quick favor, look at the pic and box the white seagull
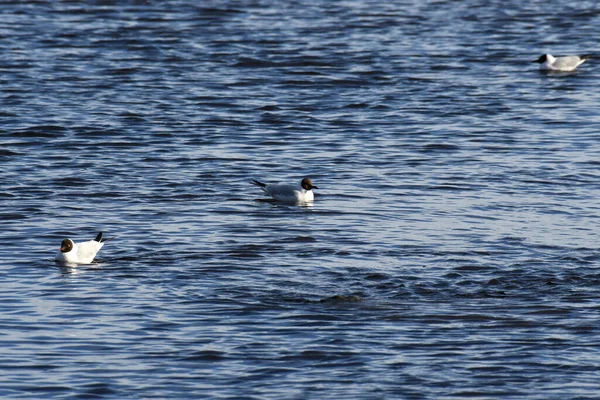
[55,232,109,264]
[533,53,591,72]
[251,177,318,203]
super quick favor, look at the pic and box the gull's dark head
[60,239,74,253]
[301,177,318,191]
[533,54,548,63]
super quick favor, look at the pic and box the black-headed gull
[55,232,108,264]
[533,54,591,72]
[251,177,318,203]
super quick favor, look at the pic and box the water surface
[1,1,600,398]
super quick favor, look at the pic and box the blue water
[2,1,600,398]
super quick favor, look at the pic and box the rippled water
[2,1,600,398]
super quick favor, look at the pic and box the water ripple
[1,0,600,398]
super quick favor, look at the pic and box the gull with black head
[251,177,318,203]
[55,232,109,264]
[533,53,591,72]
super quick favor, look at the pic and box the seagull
[251,177,318,203]
[533,54,591,72]
[55,232,109,264]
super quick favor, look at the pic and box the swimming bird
[55,232,108,264]
[251,177,318,203]
[533,53,591,72]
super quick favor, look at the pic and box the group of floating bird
[55,177,318,265]
[55,52,594,265]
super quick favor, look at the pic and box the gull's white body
[262,183,314,202]
[55,234,106,264]
[252,177,317,203]
[536,54,590,72]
